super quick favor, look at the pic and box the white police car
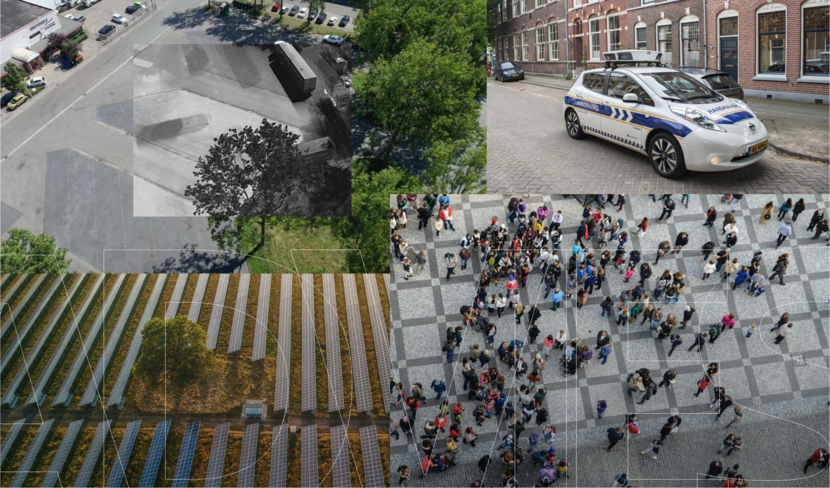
[563,50,768,178]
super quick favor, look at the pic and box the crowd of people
[390,194,828,487]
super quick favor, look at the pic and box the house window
[514,33,521,60]
[513,0,519,17]
[537,27,546,60]
[537,0,545,8]
[589,18,600,60]
[657,23,673,66]
[522,30,530,61]
[520,0,526,14]
[681,21,700,67]
[608,15,621,51]
[549,23,560,60]
[574,0,583,8]
[758,9,786,73]
[636,25,647,50]
[804,5,829,76]
[641,0,654,4]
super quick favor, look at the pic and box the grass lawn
[245,222,349,274]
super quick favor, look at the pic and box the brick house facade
[494,0,570,75]
[705,0,829,103]
[625,0,704,69]
[567,1,628,72]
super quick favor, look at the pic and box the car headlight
[670,106,726,132]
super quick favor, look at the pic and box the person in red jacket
[693,375,711,397]
[434,413,448,432]
[803,447,829,473]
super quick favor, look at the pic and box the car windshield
[500,62,516,70]
[637,72,719,102]
[703,74,739,90]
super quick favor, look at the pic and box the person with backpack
[397,465,410,486]
[708,324,721,344]
[430,379,447,401]
[612,472,630,487]
[539,462,556,486]
[442,337,456,362]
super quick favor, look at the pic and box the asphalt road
[487,81,830,194]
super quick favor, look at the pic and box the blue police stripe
[715,111,754,125]
[564,96,693,138]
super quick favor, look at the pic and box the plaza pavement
[388,194,830,487]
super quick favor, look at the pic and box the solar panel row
[0,275,64,372]
[252,275,271,361]
[204,422,229,488]
[0,274,17,294]
[383,273,391,296]
[74,420,111,488]
[139,420,170,488]
[8,418,54,488]
[0,418,25,465]
[322,275,344,412]
[25,275,104,405]
[52,274,128,406]
[329,425,351,488]
[274,275,292,411]
[301,274,316,413]
[237,422,259,487]
[342,275,373,413]
[359,425,385,488]
[2,276,85,406]
[228,274,250,354]
[165,274,189,320]
[0,275,47,340]
[106,419,142,487]
[80,274,148,406]
[106,274,169,407]
[269,425,288,488]
[188,274,210,323]
[362,275,392,413]
[300,424,318,488]
[171,421,200,488]
[41,419,84,488]
[207,275,230,350]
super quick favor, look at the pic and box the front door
[720,37,739,81]
[600,72,648,151]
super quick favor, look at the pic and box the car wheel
[565,109,585,139]
[648,133,687,178]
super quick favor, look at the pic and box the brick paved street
[487,82,830,195]
[389,194,830,487]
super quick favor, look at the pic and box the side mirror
[622,93,641,104]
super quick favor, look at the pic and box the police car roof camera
[563,50,768,179]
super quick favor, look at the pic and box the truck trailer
[273,41,316,97]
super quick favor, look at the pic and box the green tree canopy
[0,228,71,273]
[61,39,82,65]
[3,62,31,95]
[423,128,487,194]
[135,315,214,388]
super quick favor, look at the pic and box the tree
[422,128,487,194]
[3,62,31,95]
[45,33,67,56]
[360,40,482,160]
[486,0,500,48]
[0,228,71,273]
[61,39,82,66]
[184,119,329,252]
[306,0,326,24]
[134,315,214,388]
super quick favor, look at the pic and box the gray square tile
[400,323,443,360]
[784,320,824,354]
[396,286,437,320]
[752,362,793,397]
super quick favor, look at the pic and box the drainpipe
[702,0,707,68]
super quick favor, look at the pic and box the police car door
[599,72,651,152]
[570,72,606,134]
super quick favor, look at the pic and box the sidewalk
[506,73,830,163]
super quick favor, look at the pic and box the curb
[769,142,830,164]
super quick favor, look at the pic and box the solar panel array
[342,275,373,413]
[329,425,351,488]
[359,426,384,487]
[301,424,318,488]
[1,275,27,303]
[0,275,64,371]
[106,419,142,487]
[8,418,54,488]
[0,275,47,340]
[383,273,390,296]
[188,274,209,323]
[165,274,188,320]
[3,276,85,406]
[52,274,128,406]
[204,422,229,488]
[74,420,111,488]
[237,422,259,487]
[228,275,250,354]
[269,425,288,488]
[362,275,391,412]
[274,275,292,411]
[171,421,200,488]
[322,275,344,412]
[79,274,148,406]
[139,420,170,488]
[41,419,84,488]
[0,274,16,293]
[107,274,168,407]
[301,274,317,413]
[0,418,25,465]
[252,275,271,361]
[26,275,104,405]
[207,275,230,350]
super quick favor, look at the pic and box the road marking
[2,26,171,160]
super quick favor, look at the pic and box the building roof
[1,1,52,40]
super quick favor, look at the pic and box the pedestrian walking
[612,472,630,487]
[768,254,789,285]
[774,323,793,344]
[599,343,613,365]
[659,369,677,389]
[640,439,662,459]
[760,202,774,223]
[726,437,744,457]
[803,448,829,473]
[770,312,790,333]
[716,395,734,419]
[778,198,793,221]
[444,253,457,281]
[703,260,716,280]
[681,306,695,329]
[704,206,718,227]
[397,465,410,486]
[689,332,708,352]
[776,220,793,248]
[637,378,658,404]
[745,323,757,339]
[710,387,726,409]
[607,427,625,450]
[694,375,711,397]
[725,407,743,429]
[706,460,724,479]
[808,209,826,231]
[658,199,676,221]
[597,399,607,419]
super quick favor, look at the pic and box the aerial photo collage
[0,0,827,487]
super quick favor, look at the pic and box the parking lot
[281,1,358,32]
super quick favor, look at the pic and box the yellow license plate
[749,140,768,154]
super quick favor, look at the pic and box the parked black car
[1,91,19,108]
[677,67,744,100]
[315,12,326,24]
[125,5,141,14]
[97,24,115,39]
[494,60,524,82]
[339,15,350,27]
[288,5,299,15]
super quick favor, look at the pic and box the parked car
[75,15,86,23]
[64,13,74,20]
[98,24,116,39]
[271,2,281,12]
[327,16,338,26]
[1,91,20,108]
[279,5,288,14]
[322,35,345,46]
[315,13,326,24]
[26,76,46,88]
[6,93,28,111]
[308,8,318,21]
[125,5,141,14]
[297,7,307,18]
[112,14,127,24]
[339,15,350,27]
[676,67,743,100]
[288,5,299,15]
[494,60,525,82]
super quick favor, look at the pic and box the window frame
[756,4,787,75]
[536,26,547,61]
[522,30,530,61]
[589,17,601,60]
[514,33,521,61]
[549,22,560,60]
[635,23,647,50]
[607,14,621,52]
[802,2,830,77]
[513,0,519,18]
[680,18,700,67]
[656,21,673,67]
